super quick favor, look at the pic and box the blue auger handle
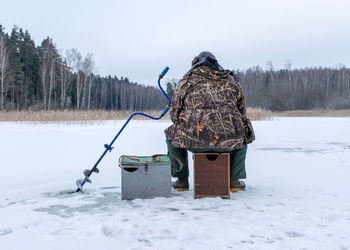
[74,67,171,193]
[158,67,171,105]
[160,66,169,78]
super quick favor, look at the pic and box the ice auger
[74,67,171,193]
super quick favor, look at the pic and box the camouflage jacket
[164,66,255,149]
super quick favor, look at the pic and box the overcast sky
[1,0,349,85]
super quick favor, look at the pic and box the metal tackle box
[119,154,171,200]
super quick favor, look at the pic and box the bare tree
[59,60,67,109]
[284,59,293,108]
[40,48,49,109]
[266,60,275,107]
[47,53,56,110]
[40,38,59,110]
[67,48,82,109]
[0,35,9,110]
[81,53,95,110]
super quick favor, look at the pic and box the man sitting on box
[164,51,255,191]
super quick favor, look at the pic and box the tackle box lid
[119,154,170,165]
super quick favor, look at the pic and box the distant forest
[0,25,166,111]
[1,25,349,111]
[166,63,350,111]
[237,62,350,110]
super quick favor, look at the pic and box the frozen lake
[0,117,350,249]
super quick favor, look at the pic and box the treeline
[237,62,350,110]
[166,62,350,111]
[0,25,166,111]
[1,25,349,112]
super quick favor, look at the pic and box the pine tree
[8,26,24,109]
[17,29,40,108]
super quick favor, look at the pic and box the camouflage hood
[191,51,224,72]
[165,65,255,149]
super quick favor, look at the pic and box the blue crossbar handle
[74,67,171,193]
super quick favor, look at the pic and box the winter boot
[172,178,189,191]
[230,179,246,192]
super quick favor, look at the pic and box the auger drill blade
[83,169,90,177]
[84,168,99,178]
[76,179,85,191]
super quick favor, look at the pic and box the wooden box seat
[193,153,230,199]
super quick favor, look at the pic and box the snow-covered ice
[0,118,350,249]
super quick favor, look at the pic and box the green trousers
[166,136,247,180]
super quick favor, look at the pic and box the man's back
[165,65,255,150]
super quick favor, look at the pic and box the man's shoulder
[177,66,240,90]
[191,66,238,81]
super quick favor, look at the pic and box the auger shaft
[75,67,171,192]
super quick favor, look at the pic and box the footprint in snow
[0,228,12,236]
[285,231,303,238]
[100,186,120,190]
